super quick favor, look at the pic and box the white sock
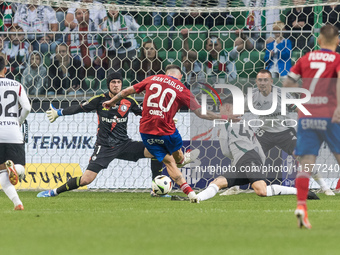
[0,172,22,206]
[197,183,219,201]
[312,172,329,191]
[266,184,297,197]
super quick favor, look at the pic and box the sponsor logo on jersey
[120,104,128,112]
[149,109,164,118]
[102,116,127,123]
[147,138,164,145]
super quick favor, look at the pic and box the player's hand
[46,104,60,123]
[188,191,200,203]
[102,100,115,109]
[173,117,178,124]
[332,106,340,123]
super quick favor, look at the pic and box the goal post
[1,0,339,192]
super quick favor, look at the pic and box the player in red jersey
[284,24,340,229]
[103,65,240,202]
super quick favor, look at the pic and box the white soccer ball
[15,164,25,181]
[152,175,173,195]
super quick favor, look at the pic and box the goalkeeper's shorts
[87,140,146,173]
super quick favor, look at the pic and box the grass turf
[1,191,340,255]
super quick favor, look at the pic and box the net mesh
[0,0,339,192]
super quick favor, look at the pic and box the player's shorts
[224,149,265,187]
[0,143,25,165]
[87,140,146,173]
[140,129,183,162]
[295,118,340,156]
[256,128,297,155]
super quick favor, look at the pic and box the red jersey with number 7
[133,75,201,135]
[288,49,340,118]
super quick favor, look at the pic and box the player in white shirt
[0,56,31,210]
[173,95,318,202]
[251,70,334,195]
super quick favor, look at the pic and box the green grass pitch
[1,191,340,255]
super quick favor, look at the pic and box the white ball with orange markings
[152,175,173,195]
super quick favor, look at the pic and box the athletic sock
[150,158,163,179]
[180,182,193,195]
[266,184,297,197]
[0,172,22,206]
[197,183,219,201]
[296,172,310,206]
[56,177,82,194]
[312,172,328,191]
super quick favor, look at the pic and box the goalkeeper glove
[46,104,63,123]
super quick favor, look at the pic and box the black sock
[151,158,163,179]
[56,177,82,194]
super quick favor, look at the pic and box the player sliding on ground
[284,24,340,229]
[173,96,319,202]
[103,65,240,202]
[221,70,333,196]
[37,72,176,198]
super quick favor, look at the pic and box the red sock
[296,172,310,207]
[180,182,193,195]
[336,178,340,190]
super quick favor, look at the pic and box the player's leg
[173,147,200,168]
[0,144,24,210]
[250,180,267,197]
[37,145,112,197]
[278,128,333,195]
[197,176,228,201]
[162,154,198,202]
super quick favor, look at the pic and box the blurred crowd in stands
[0,0,337,97]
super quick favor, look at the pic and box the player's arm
[283,75,299,88]
[332,70,340,123]
[18,85,31,125]
[46,96,100,123]
[102,86,137,109]
[193,106,241,121]
[189,92,241,121]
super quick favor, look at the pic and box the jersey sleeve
[336,55,340,73]
[188,91,201,111]
[133,76,153,94]
[18,84,31,125]
[63,95,102,115]
[288,57,302,82]
[80,95,102,112]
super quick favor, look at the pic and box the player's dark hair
[107,71,123,89]
[320,24,339,41]
[257,69,272,78]
[221,95,233,105]
[165,64,181,73]
[0,55,5,72]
